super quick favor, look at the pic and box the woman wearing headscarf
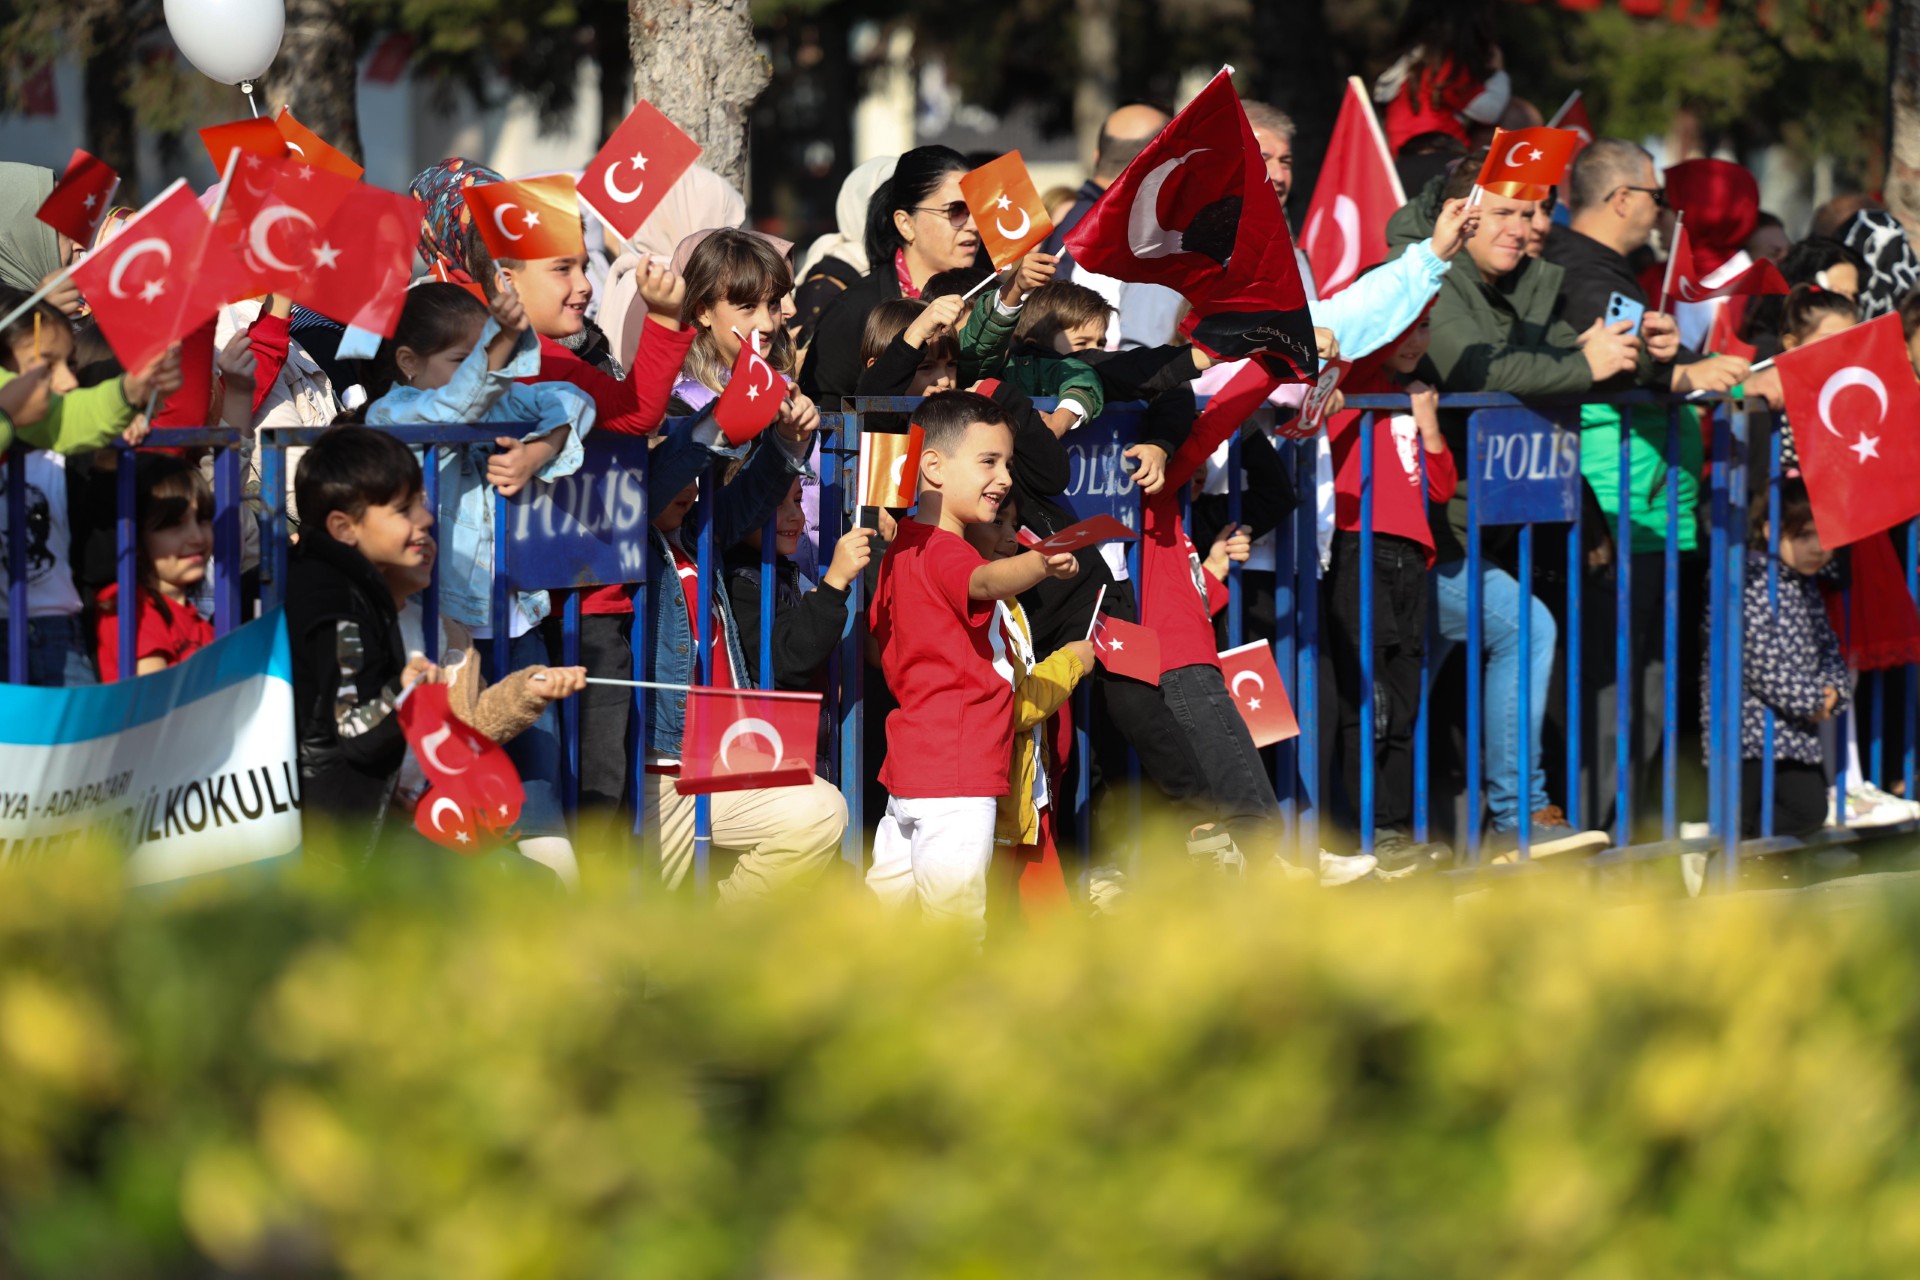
[792,156,896,347]
[0,163,82,315]
[1660,159,1760,353]
[1839,208,1920,321]
[597,164,746,369]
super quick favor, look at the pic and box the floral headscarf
[407,157,505,280]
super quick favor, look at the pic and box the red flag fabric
[579,100,703,243]
[676,687,824,795]
[1664,221,1788,306]
[960,150,1054,269]
[199,117,290,175]
[212,157,356,301]
[291,181,426,337]
[1775,313,1920,548]
[1092,612,1161,685]
[1218,641,1299,747]
[1032,514,1137,555]
[1168,356,1284,488]
[274,108,365,181]
[464,175,585,262]
[69,181,231,374]
[415,785,488,852]
[1475,126,1581,201]
[396,683,525,837]
[1064,69,1317,376]
[712,339,788,446]
[1547,91,1595,156]
[858,425,924,509]
[1286,358,1353,441]
[1300,79,1403,298]
[37,149,120,246]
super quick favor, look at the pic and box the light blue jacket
[1307,239,1452,362]
[368,321,594,632]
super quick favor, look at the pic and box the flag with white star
[712,335,789,446]
[1474,126,1581,202]
[70,179,238,375]
[36,148,119,246]
[463,174,585,262]
[579,100,703,243]
[1218,640,1298,747]
[959,150,1053,269]
[1091,611,1162,685]
[290,180,426,338]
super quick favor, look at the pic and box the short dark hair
[1780,283,1857,346]
[1441,148,1490,204]
[296,425,424,533]
[1900,288,1920,342]
[0,285,69,373]
[921,265,993,299]
[1750,477,1816,549]
[1567,138,1654,214]
[135,454,213,598]
[858,297,956,369]
[914,389,1010,456]
[1012,283,1113,349]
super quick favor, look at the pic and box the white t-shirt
[0,452,82,620]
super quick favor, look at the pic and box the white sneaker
[1316,851,1377,887]
[1185,824,1247,874]
[1087,867,1128,916]
[1680,821,1711,841]
[1831,783,1917,829]
[1853,781,1920,822]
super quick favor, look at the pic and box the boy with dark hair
[869,390,1080,938]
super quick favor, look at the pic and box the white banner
[0,609,300,885]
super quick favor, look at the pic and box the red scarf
[893,247,921,300]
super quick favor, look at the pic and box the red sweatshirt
[1327,406,1456,566]
[1139,487,1229,675]
[247,312,292,416]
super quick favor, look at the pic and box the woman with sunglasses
[801,145,980,404]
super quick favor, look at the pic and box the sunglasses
[912,201,974,229]
[1621,185,1669,208]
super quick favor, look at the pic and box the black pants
[1742,760,1828,839]
[1087,578,1209,811]
[578,612,636,852]
[1327,532,1429,833]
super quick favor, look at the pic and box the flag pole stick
[1547,89,1581,130]
[0,265,79,333]
[578,677,695,692]
[1657,211,1684,315]
[962,264,1009,303]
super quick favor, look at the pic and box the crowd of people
[1,0,1918,936]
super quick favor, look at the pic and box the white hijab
[796,155,896,283]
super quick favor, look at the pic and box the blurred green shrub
[4,842,1920,1279]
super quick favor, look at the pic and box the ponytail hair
[863,145,970,270]
[1780,283,1856,348]
[363,283,490,405]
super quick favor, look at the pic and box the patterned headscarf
[408,157,504,279]
[1840,209,1920,322]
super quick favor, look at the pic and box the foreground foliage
[2,847,1918,1278]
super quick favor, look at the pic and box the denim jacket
[367,320,593,632]
[640,408,814,757]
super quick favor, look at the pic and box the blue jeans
[1431,561,1554,832]
[474,632,565,840]
[0,615,98,688]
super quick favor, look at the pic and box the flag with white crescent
[1218,640,1298,747]
[1546,90,1594,157]
[69,179,236,375]
[1774,312,1920,548]
[462,174,586,262]
[395,682,526,840]
[1091,612,1161,685]
[857,425,924,509]
[1300,78,1402,299]
[211,155,359,301]
[712,338,789,446]
[288,180,426,338]
[1474,126,1581,202]
[1662,221,1788,307]
[579,100,703,243]
[676,686,824,795]
[960,150,1054,270]
[198,116,290,176]
[273,107,365,181]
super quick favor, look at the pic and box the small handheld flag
[858,426,924,509]
[959,150,1053,269]
[677,687,824,795]
[463,175,586,261]
[1091,612,1161,685]
[712,338,788,446]
[37,149,119,246]
[1475,127,1581,202]
[274,108,365,181]
[1218,640,1299,746]
[579,101,703,243]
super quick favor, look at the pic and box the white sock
[517,836,580,890]
[1845,669,1865,788]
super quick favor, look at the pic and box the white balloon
[165,0,285,86]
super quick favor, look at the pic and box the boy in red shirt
[869,391,1079,938]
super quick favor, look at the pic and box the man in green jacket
[1383,153,1630,861]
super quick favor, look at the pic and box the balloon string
[243,82,261,118]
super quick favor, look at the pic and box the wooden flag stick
[1657,211,1685,315]
[962,264,1010,302]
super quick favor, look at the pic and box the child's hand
[0,364,52,426]
[905,294,966,348]
[122,344,183,408]
[824,526,875,591]
[1205,522,1252,582]
[1123,443,1167,495]
[638,259,686,327]
[489,278,529,337]
[487,435,551,498]
[1814,687,1840,722]
[38,268,81,317]
[1429,197,1480,262]
[875,508,899,543]
[1063,638,1095,671]
[217,331,258,390]
[1002,251,1058,307]
[529,666,588,701]
[1406,378,1440,431]
[1040,550,1079,581]
[775,388,821,447]
[1315,328,1340,362]
[401,654,441,690]
[119,416,150,446]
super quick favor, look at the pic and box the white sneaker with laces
[1854,781,1920,822]
[1316,851,1377,887]
[1831,784,1915,829]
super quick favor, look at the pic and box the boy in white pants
[867,390,1079,939]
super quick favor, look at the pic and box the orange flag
[858,426,924,509]
[462,175,585,262]
[274,108,365,181]
[960,150,1053,269]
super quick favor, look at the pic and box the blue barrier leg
[1414,443,1430,844]
[1762,425,1781,837]
[1466,498,1483,865]
[1719,404,1749,885]
[1294,440,1319,866]
[1908,518,1917,805]
[261,438,287,610]
[1517,521,1533,861]
[1565,477,1583,831]
[116,451,136,682]
[825,419,861,874]
[1872,670,1885,791]
[214,445,242,635]
[692,461,719,896]
[1836,583,1850,828]
[561,591,581,814]
[7,451,26,684]
[1706,414,1729,845]
[1273,440,1297,841]
[1358,412,1375,856]
[1662,408,1680,841]
[421,448,440,662]
[1614,416,1632,847]
[759,511,776,691]
[1227,432,1243,649]
[490,487,510,686]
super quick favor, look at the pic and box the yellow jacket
[993,600,1086,847]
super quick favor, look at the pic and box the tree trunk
[1073,0,1118,172]
[263,0,364,163]
[628,0,768,195]
[1888,0,1920,240]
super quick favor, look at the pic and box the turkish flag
[1546,90,1595,156]
[858,425,924,509]
[712,339,787,446]
[579,100,703,244]
[1033,514,1137,555]
[960,150,1053,269]
[70,180,233,374]
[676,687,824,795]
[1092,612,1161,685]
[414,784,488,852]
[291,181,426,337]
[1663,221,1788,307]
[37,149,120,246]
[199,117,290,175]
[1300,78,1403,298]
[1064,69,1316,376]
[1218,640,1299,747]
[397,683,526,837]
[212,157,357,300]
[1775,313,1920,548]
[274,108,365,181]
[1475,126,1581,201]
[463,175,585,262]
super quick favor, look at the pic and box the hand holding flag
[69,180,239,375]
[396,683,525,843]
[1659,217,1788,311]
[712,335,788,446]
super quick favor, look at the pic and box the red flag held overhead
[1475,126,1580,202]
[199,117,290,176]
[579,100,703,243]
[463,175,585,262]
[1774,313,1920,549]
[37,149,120,246]
[1300,79,1403,297]
[711,337,787,446]
[960,150,1054,269]
[677,687,824,795]
[292,181,426,338]
[70,181,234,375]
[274,108,365,181]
